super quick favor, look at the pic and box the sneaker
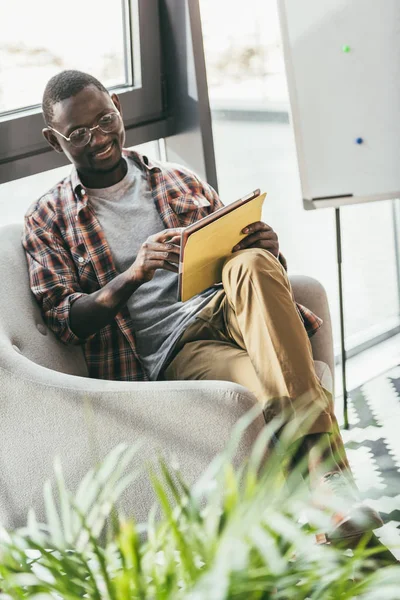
[313,471,383,542]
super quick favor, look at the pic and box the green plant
[0,412,399,599]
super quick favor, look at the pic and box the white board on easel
[278,0,400,209]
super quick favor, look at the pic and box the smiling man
[22,70,382,544]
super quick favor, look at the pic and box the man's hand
[232,221,280,258]
[71,228,184,339]
[129,228,183,284]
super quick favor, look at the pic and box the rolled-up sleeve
[22,214,93,345]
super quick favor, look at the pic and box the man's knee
[223,248,282,278]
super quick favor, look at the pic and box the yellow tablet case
[179,192,266,302]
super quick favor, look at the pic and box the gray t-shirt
[86,157,219,379]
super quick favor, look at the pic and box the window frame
[0,0,165,184]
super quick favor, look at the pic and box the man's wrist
[115,270,141,300]
[125,265,146,288]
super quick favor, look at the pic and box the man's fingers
[233,231,276,251]
[162,262,179,273]
[242,221,272,234]
[147,250,179,263]
[168,235,182,246]
[163,252,179,264]
[147,259,179,273]
[236,240,275,251]
[243,231,276,245]
[143,242,180,255]
[163,243,181,255]
[151,228,184,243]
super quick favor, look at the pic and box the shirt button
[75,215,78,221]
[193,199,200,206]
[81,188,86,196]
[78,257,85,264]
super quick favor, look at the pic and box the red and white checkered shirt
[22,150,323,381]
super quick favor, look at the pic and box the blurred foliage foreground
[0,409,399,599]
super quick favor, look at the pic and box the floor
[335,332,400,428]
[335,333,400,560]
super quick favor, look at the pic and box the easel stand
[335,208,349,429]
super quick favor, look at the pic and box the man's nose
[89,125,109,148]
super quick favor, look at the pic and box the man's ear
[42,127,63,153]
[111,93,122,118]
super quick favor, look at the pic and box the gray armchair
[0,224,335,529]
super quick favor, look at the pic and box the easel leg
[335,208,349,429]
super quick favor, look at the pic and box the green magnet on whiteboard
[342,45,351,53]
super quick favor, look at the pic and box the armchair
[0,224,334,529]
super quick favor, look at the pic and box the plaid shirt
[22,150,323,381]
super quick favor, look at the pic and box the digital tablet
[178,189,266,302]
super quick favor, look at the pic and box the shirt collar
[124,149,162,173]
[71,148,162,207]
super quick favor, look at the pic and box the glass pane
[0,0,130,115]
[0,165,71,226]
[200,0,287,111]
[0,142,160,226]
[200,0,400,362]
[127,141,161,158]
[341,200,400,345]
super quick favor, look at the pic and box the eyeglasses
[48,112,121,148]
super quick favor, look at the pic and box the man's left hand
[232,221,279,258]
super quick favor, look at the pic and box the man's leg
[165,249,382,539]
[165,338,264,400]
[220,248,348,475]
[222,251,329,429]
[220,249,382,538]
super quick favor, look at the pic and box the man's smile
[92,141,114,159]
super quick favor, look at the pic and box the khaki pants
[164,249,350,473]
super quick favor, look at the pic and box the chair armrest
[289,275,335,394]
[0,360,265,530]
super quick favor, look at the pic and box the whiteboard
[278,0,400,209]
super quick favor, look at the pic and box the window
[0,0,129,115]
[0,0,164,184]
[200,0,287,114]
[200,0,400,360]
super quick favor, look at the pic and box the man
[23,70,382,543]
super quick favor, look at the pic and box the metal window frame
[0,0,165,184]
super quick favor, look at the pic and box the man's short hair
[42,70,108,125]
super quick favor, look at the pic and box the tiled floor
[335,334,400,560]
[335,332,400,428]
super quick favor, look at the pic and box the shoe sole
[325,504,384,541]
[317,532,400,566]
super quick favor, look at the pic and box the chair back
[0,224,88,377]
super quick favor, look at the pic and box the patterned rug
[342,364,400,559]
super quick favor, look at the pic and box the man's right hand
[70,228,184,340]
[129,228,183,284]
